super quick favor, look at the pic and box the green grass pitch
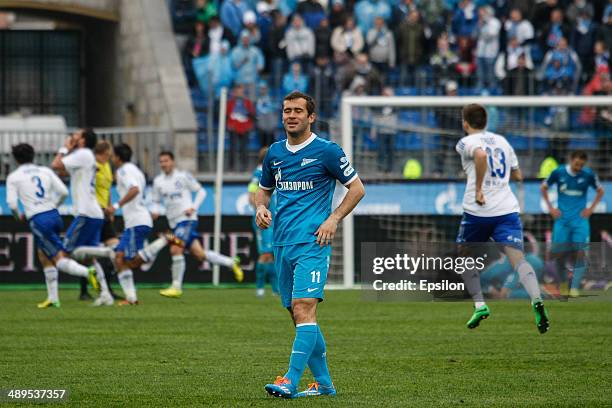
[1,288,611,407]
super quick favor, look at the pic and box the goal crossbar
[339,95,612,289]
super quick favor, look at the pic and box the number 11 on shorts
[311,271,321,283]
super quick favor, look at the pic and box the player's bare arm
[540,183,561,219]
[106,186,139,216]
[474,148,487,206]
[582,186,605,218]
[254,188,273,229]
[315,177,365,246]
[510,168,523,182]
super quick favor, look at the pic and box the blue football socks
[308,325,332,387]
[285,323,318,387]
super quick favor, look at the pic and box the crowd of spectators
[176,0,611,99]
[171,0,612,170]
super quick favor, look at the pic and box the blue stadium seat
[395,132,423,150]
[569,132,598,150]
[197,130,208,152]
[190,87,207,110]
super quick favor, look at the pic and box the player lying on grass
[151,151,244,299]
[256,92,365,398]
[248,147,278,297]
[455,103,550,333]
[7,143,98,308]
[541,150,605,298]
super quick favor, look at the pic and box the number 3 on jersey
[31,176,45,198]
[485,147,506,178]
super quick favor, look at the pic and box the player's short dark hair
[113,143,132,163]
[94,140,111,155]
[257,147,268,164]
[159,151,174,160]
[82,128,97,149]
[283,91,316,116]
[12,143,35,164]
[462,104,488,130]
[570,150,588,160]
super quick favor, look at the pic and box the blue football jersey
[259,134,358,246]
[545,165,601,219]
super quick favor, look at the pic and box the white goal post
[339,95,612,289]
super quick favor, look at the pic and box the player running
[51,128,113,305]
[256,92,365,398]
[151,151,244,299]
[7,143,98,308]
[102,144,156,305]
[541,150,605,297]
[248,147,278,297]
[455,104,550,333]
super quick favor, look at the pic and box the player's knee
[259,253,273,263]
[170,244,183,256]
[115,253,126,270]
[291,299,317,324]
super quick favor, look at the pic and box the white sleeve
[509,145,519,170]
[456,137,480,160]
[118,168,139,190]
[6,175,18,212]
[150,179,162,213]
[46,168,69,198]
[185,172,202,193]
[192,188,207,210]
[61,149,89,172]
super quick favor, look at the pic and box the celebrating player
[256,92,365,398]
[7,143,98,308]
[151,151,244,299]
[541,150,605,297]
[248,147,278,297]
[103,144,157,305]
[51,129,113,305]
[455,104,550,333]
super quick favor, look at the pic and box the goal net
[329,96,612,289]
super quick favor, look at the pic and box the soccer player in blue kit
[255,92,365,398]
[541,151,605,297]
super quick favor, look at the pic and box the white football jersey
[61,148,103,219]
[6,164,68,219]
[152,170,204,228]
[116,162,152,229]
[456,131,520,217]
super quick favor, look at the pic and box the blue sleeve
[545,168,559,187]
[589,171,601,190]
[259,151,274,190]
[323,143,358,185]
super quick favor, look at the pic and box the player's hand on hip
[151,212,160,221]
[256,205,272,229]
[550,208,562,219]
[184,208,195,217]
[315,216,338,247]
[105,206,116,217]
[580,208,592,218]
[475,190,486,206]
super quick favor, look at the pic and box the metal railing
[0,127,174,180]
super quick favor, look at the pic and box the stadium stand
[171,0,612,178]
